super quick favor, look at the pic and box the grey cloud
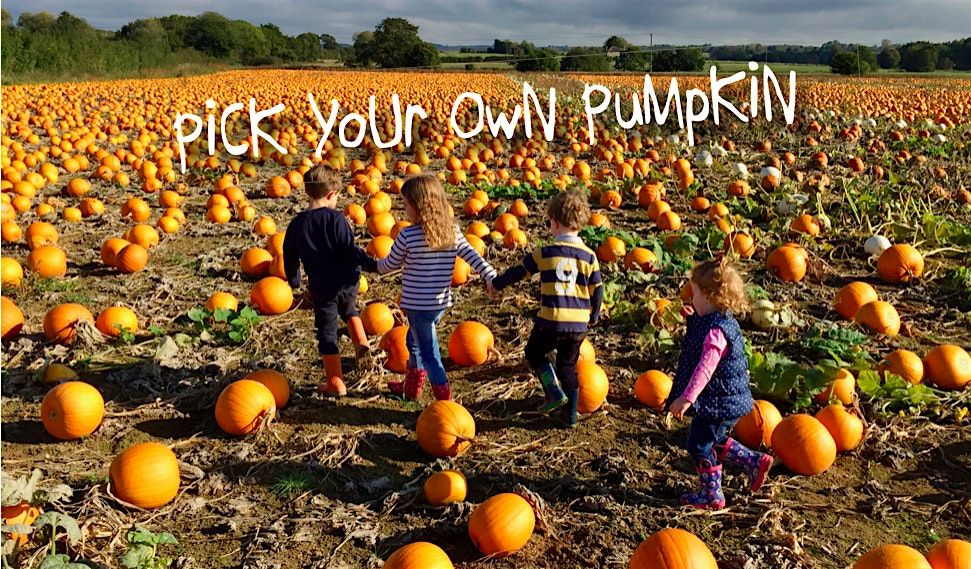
[3,0,968,46]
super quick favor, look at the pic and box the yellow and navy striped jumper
[492,234,603,332]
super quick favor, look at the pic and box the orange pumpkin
[416,400,475,458]
[125,224,160,249]
[624,247,658,272]
[878,349,924,384]
[816,368,856,405]
[577,361,609,414]
[206,292,239,312]
[366,235,395,259]
[724,232,755,258]
[578,338,596,363]
[771,414,837,476]
[854,300,901,336]
[110,442,180,509]
[734,400,783,449]
[244,369,290,408]
[240,247,273,277]
[424,470,467,506]
[379,325,410,373]
[597,236,627,263]
[448,321,495,366]
[43,303,94,344]
[922,345,971,390]
[767,244,808,282]
[100,238,131,267]
[384,542,454,569]
[629,528,718,569]
[116,243,148,274]
[250,276,293,315]
[634,370,671,410]
[215,379,277,436]
[833,282,879,320]
[362,302,395,336]
[468,493,535,557]
[1,297,25,341]
[853,544,931,569]
[494,213,519,235]
[1,502,41,545]
[40,381,104,440]
[877,244,924,284]
[27,245,68,278]
[925,539,971,569]
[790,214,821,236]
[816,404,864,452]
[96,306,139,337]
[1,257,23,288]
[25,221,58,249]
[367,211,396,237]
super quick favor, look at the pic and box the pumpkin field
[1,70,970,568]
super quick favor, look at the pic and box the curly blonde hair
[691,256,749,315]
[401,174,455,250]
[547,188,590,230]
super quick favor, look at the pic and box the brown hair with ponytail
[691,255,749,315]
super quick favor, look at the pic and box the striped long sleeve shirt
[491,234,603,332]
[377,225,497,312]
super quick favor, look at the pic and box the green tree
[17,11,56,33]
[348,31,374,66]
[899,42,939,71]
[877,46,900,69]
[604,35,631,52]
[651,48,705,71]
[515,47,559,72]
[185,12,236,58]
[351,18,438,69]
[615,47,649,71]
[319,33,338,51]
[560,46,611,72]
[830,51,861,74]
[292,32,323,61]
[2,8,15,28]
[260,23,294,60]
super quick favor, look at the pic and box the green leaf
[212,308,233,323]
[186,307,209,323]
[33,512,81,546]
[119,544,154,569]
[148,325,164,337]
[857,370,882,397]
[127,528,156,546]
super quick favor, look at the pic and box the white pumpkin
[864,235,892,257]
[775,193,809,215]
[732,163,749,179]
[695,150,713,168]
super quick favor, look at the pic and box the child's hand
[669,396,692,419]
[681,305,695,317]
[486,282,499,298]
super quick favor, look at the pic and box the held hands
[485,281,500,299]
[669,396,692,419]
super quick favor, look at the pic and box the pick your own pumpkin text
[173,63,796,173]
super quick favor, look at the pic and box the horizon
[3,1,970,48]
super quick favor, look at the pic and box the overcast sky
[3,0,969,46]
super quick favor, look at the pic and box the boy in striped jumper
[489,189,603,427]
[283,165,378,397]
[378,175,496,402]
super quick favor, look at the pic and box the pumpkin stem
[487,346,503,362]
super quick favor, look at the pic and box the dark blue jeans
[686,416,738,466]
[405,309,448,386]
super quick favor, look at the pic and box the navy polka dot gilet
[667,310,754,420]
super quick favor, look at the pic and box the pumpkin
[624,247,658,272]
[816,404,864,452]
[125,224,160,249]
[878,349,924,384]
[767,244,808,282]
[100,238,131,267]
[1,297,24,341]
[367,211,396,237]
[578,338,596,363]
[416,400,475,458]
[250,276,293,315]
[494,213,518,235]
[1,257,23,288]
[577,361,609,414]
[724,232,755,258]
[734,400,783,449]
[424,469,467,506]
[656,210,681,231]
[597,236,627,263]
[215,379,276,435]
[25,221,58,249]
[853,544,931,569]
[452,257,471,286]
[854,300,901,336]
[633,370,672,410]
[43,303,94,344]
[27,245,68,278]
[834,282,879,320]
[1,502,41,545]
[772,414,837,476]
[448,321,495,366]
[925,539,971,569]
[877,244,924,284]
[384,542,454,569]
[244,369,290,408]
[206,292,239,312]
[379,326,410,373]
[362,302,395,336]
[366,235,395,259]
[922,345,971,390]
[502,228,528,250]
[240,247,273,277]
[96,306,139,337]
[790,214,821,236]
[629,528,718,569]
[647,200,671,222]
[109,442,180,509]
[115,244,148,274]
[40,381,104,440]
[816,368,856,405]
[468,493,535,557]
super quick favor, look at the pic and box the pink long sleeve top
[680,327,728,403]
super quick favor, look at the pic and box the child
[283,165,377,397]
[488,189,603,428]
[666,256,773,510]
[377,174,496,402]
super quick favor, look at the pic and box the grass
[708,60,831,74]
[269,470,316,496]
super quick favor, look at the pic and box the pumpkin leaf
[119,545,154,569]
[1,524,32,535]
[33,512,81,546]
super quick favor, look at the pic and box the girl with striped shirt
[378,175,496,402]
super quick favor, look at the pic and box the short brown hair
[303,165,342,200]
[546,188,590,230]
[691,257,749,315]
